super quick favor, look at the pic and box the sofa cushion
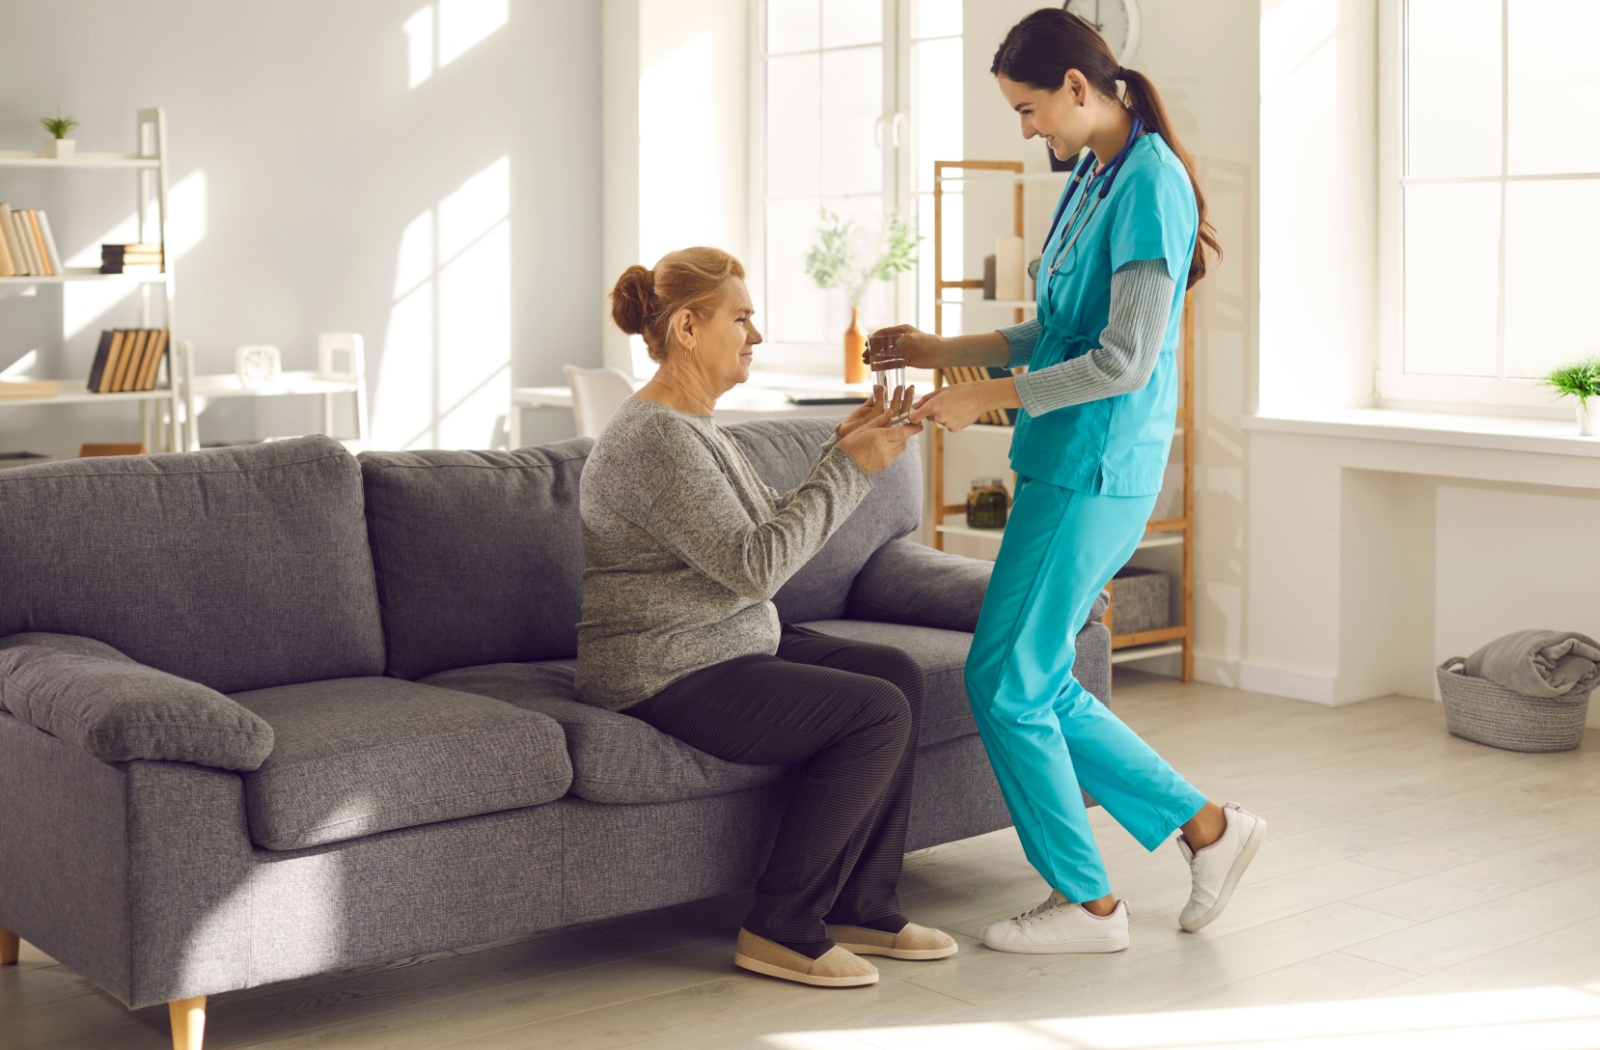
[0,633,273,770]
[229,677,571,850]
[724,418,921,623]
[358,441,592,680]
[0,436,385,694]
[421,661,794,804]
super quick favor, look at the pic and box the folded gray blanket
[1462,629,1600,699]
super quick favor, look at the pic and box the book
[0,204,15,276]
[96,330,128,393]
[79,443,146,458]
[136,329,169,391]
[111,329,147,391]
[24,211,53,276]
[101,242,163,256]
[127,328,159,391]
[11,212,39,275]
[86,330,115,391]
[35,211,63,275]
[0,379,59,399]
[0,205,26,275]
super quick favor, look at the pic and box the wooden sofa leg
[169,996,206,1050]
[0,926,18,965]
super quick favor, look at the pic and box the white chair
[562,364,635,440]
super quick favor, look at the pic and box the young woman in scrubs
[874,8,1263,954]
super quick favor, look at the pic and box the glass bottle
[967,476,1010,529]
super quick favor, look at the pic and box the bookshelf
[0,110,189,452]
[929,158,1195,681]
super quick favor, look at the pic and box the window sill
[1241,408,1600,459]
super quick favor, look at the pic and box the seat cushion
[421,661,794,805]
[795,621,978,747]
[229,677,572,850]
[724,418,921,623]
[358,440,592,680]
[0,436,385,694]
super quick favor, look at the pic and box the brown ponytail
[608,247,746,364]
[991,8,1220,289]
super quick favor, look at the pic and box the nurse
[875,8,1263,954]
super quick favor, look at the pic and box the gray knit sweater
[574,397,872,711]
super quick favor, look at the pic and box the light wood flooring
[7,670,1600,1050]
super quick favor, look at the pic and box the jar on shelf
[967,476,1010,529]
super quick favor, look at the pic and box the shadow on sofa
[0,419,1111,1050]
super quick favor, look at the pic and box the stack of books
[87,328,170,393]
[0,379,60,400]
[0,203,64,277]
[100,243,164,274]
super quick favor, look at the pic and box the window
[750,0,961,371]
[1379,0,1600,411]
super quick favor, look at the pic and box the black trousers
[627,626,924,944]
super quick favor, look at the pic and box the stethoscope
[1032,116,1145,284]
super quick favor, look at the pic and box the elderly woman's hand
[838,403,923,475]
[836,385,914,439]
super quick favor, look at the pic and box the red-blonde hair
[610,247,746,363]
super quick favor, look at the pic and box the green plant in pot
[1541,357,1600,437]
[39,109,79,159]
[804,208,920,383]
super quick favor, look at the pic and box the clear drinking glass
[866,331,906,416]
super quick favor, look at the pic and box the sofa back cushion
[0,436,385,693]
[358,440,591,680]
[725,417,922,622]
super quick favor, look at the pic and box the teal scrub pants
[965,475,1209,902]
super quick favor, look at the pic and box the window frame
[1377,0,1599,415]
[747,0,955,373]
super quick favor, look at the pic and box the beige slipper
[733,929,879,988]
[827,921,959,960]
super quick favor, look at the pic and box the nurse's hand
[910,377,1022,432]
[865,324,945,369]
[837,408,924,475]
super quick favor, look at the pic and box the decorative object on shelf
[1540,356,1600,436]
[39,109,78,159]
[983,254,997,299]
[803,208,920,384]
[967,477,1010,529]
[79,442,147,458]
[236,345,283,389]
[1064,0,1141,66]
[1105,566,1169,636]
[995,236,1025,301]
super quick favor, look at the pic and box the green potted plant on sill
[39,109,79,159]
[1541,357,1600,437]
[804,208,920,384]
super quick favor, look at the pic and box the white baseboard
[1237,662,1339,706]
[1192,653,1241,688]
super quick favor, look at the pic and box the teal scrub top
[1008,133,1197,497]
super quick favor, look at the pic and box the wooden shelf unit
[0,109,189,452]
[928,157,1195,681]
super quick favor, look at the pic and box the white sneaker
[981,891,1130,954]
[1178,802,1266,932]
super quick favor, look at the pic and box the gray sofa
[0,417,1110,1049]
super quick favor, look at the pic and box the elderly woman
[575,246,953,989]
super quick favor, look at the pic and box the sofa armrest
[845,539,1109,634]
[0,633,273,771]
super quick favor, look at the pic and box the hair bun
[610,264,655,336]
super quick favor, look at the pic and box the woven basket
[1436,658,1590,753]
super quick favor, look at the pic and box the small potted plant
[805,209,920,384]
[1542,357,1600,436]
[40,109,79,159]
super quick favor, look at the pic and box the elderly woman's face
[695,277,763,390]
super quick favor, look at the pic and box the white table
[509,371,884,447]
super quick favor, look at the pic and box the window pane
[822,0,881,49]
[1406,0,1500,178]
[767,0,818,54]
[767,54,820,199]
[1508,0,1600,175]
[766,198,828,344]
[913,0,961,39]
[820,47,883,197]
[913,37,963,193]
[1504,179,1600,379]
[1404,182,1500,376]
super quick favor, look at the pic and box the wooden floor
[7,670,1600,1050]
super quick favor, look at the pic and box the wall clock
[1064,0,1141,68]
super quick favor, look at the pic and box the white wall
[0,0,601,458]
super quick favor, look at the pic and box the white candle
[995,236,1024,301]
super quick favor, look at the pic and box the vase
[843,305,867,385]
[43,139,75,159]
[1580,399,1599,437]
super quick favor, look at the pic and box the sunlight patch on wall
[404,0,508,88]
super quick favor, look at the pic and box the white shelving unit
[187,334,370,449]
[0,111,189,452]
